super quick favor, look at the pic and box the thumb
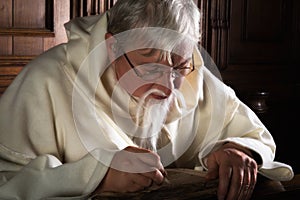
[205,154,219,180]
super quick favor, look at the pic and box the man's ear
[105,32,117,63]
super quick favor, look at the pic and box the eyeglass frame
[123,51,195,81]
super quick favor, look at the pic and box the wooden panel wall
[70,0,117,17]
[226,0,298,100]
[200,0,299,105]
[69,0,201,18]
[0,0,202,95]
[0,0,70,95]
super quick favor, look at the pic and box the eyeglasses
[123,52,195,81]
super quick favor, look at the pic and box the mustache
[135,88,187,127]
[136,88,169,123]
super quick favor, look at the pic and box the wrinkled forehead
[113,27,196,59]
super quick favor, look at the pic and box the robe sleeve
[0,152,108,200]
[197,68,294,182]
[0,49,110,199]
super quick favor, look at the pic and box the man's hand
[94,146,165,193]
[205,142,258,200]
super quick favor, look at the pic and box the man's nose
[155,72,174,97]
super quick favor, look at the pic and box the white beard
[132,89,173,152]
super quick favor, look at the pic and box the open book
[92,168,218,200]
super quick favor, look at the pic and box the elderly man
[0,0,293,199]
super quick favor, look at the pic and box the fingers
[115,173,153,193]
[205,155,220,181]
[117,169,164,192]
[104,146,165,193]
[141,168,165,185]
[225,166,243,200]
[218,164,257,200]
[98,167,156,193]
[128,147,165,185]
[111,146,164,174]
[240,162,257,200]
[138,151,165,174]
[217,166,232,200]
[207,147,258,200]
[129,173,153,191]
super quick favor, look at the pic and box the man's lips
[150,93,168,100]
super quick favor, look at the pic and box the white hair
[108,0,200,41]
[107,0,200,62]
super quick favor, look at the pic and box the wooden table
[92,169,300,200]
[251,174,300,199]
